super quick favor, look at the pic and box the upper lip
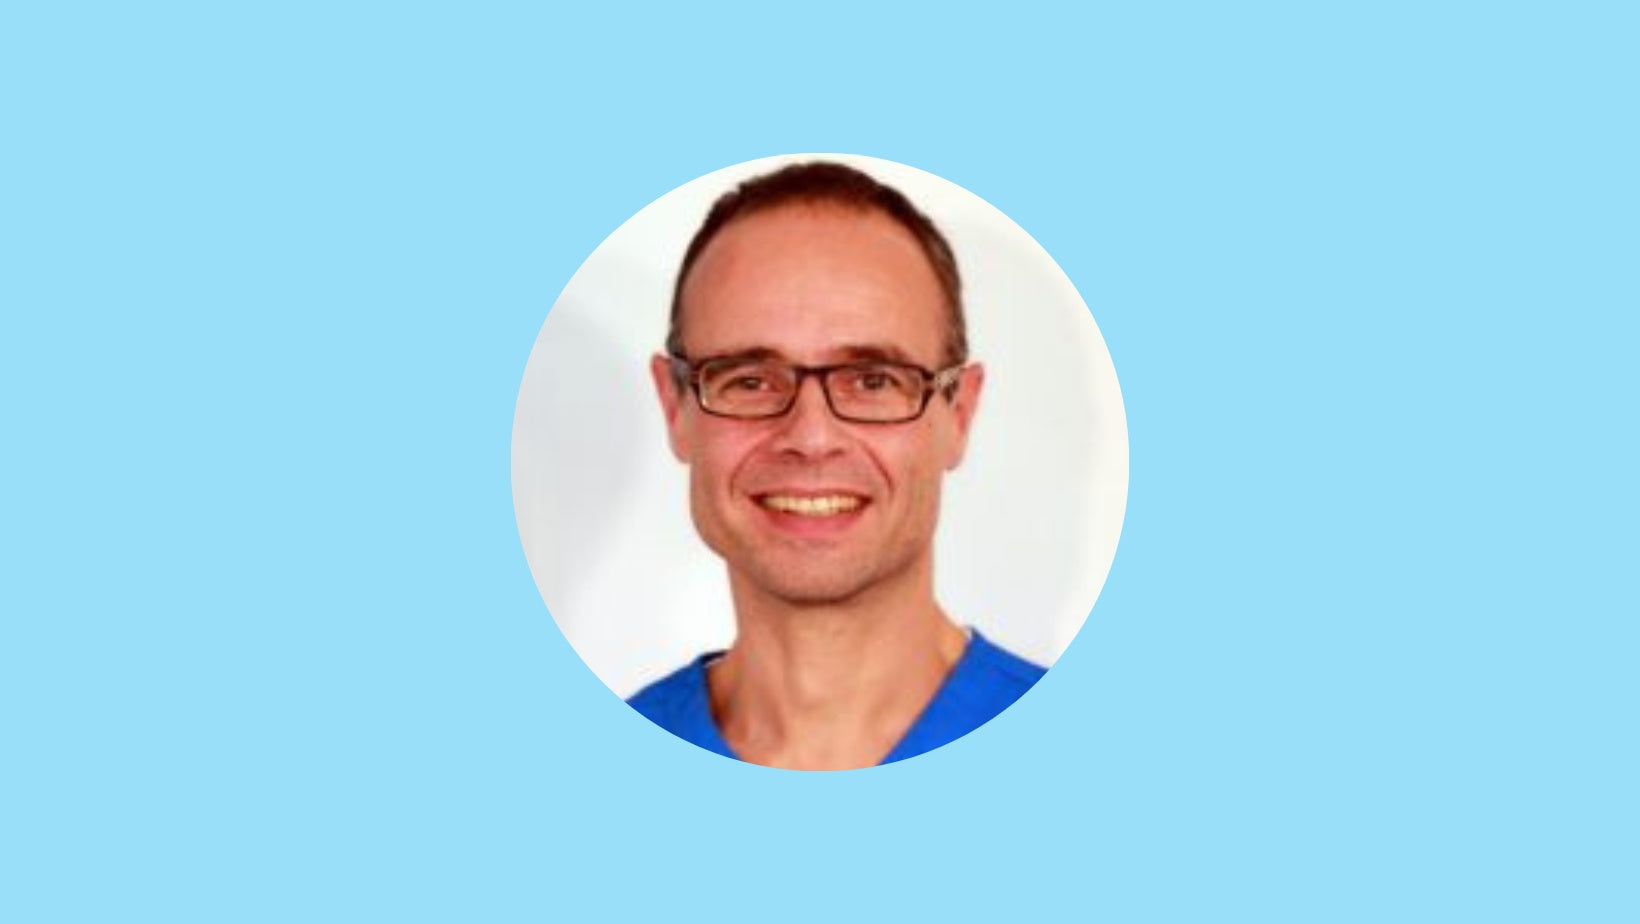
[751,488,871,499]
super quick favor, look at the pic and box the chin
[745,562,876,607]
[699,507,929,607]
[734,542,932,608]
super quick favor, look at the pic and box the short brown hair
[667,162,967,367]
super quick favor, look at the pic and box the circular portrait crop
[513,154,1127,770]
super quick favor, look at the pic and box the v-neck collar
[676,630,1012,766]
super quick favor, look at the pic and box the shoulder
[627,657,710,726]
[964,631,1048,700]
[880,630,1047,763]
[625,653,738,759]
[934,630,1047,727]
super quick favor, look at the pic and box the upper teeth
[762,495,863,516]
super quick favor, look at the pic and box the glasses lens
[827,363,924,421]
[698,359,796,417]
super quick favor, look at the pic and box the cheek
[688,428,760,501]
[871,433,944,506]
[925,413,964,471]
[905,458,946,516]
[686,441,748,556]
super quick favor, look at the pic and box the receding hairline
[666,162,968,366]
[677,199,948,328]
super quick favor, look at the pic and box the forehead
[678,203,949,364]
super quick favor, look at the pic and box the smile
[757,494,865,517]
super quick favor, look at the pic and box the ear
[650,353,692,462]
[942,362,985,471]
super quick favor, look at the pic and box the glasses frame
[668,352,966,424]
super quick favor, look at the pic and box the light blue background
[3,3,1634,921]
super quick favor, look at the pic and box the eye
[702,361,790,398]
[856,371,893,391]
[726,374,771,392]
[840,365,913,395]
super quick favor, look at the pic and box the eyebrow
[831,343,919,364]
[690,343,924,365]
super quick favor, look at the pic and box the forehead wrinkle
[678,205,948,363]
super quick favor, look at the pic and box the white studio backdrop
[513,154,1129,698]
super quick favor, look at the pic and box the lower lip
[754,499,869,538]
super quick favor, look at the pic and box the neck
[709,558,968,770]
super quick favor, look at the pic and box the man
[630,162,1045,770]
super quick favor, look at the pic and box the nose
[771,372,848,458]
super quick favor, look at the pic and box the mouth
[756,494,867,517]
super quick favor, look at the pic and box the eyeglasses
[669,353,965,423]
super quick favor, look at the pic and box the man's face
[652,202,983,606]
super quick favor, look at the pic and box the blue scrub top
[627,630,1046,765]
